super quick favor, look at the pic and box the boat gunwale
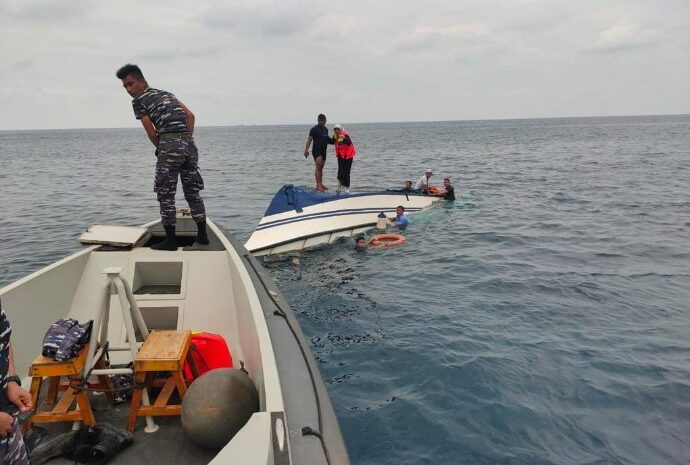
[0,245,98,295]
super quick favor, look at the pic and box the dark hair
[397,205,405,211]
[116,64,145,81]
[355,236,365,242]
[444,177,451,182]
[317,114,326,121]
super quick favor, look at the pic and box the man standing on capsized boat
[304,114,333,192]
[116,64,208,250]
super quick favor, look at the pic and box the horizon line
[1,112,688,132]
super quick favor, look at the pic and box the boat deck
[31,391,217,464]
[29,216,227,464]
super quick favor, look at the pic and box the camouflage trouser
[154,137,206,226]
[0,421,30,465]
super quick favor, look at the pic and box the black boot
[91,423,133,463]
[196,221,209,245]
[151,225,177,250]
[29,430,77,465]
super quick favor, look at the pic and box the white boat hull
[245,186,441,256]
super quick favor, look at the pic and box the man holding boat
[388,205,409,230]
[116,63,208,250]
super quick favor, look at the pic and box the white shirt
[415,175,430,190]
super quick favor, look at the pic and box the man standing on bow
[304,114,333,192]
[116,64,208,250]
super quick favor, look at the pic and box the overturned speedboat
[0,215,349,465]
[245,185,442,256]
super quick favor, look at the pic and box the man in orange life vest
[332,124,356,194]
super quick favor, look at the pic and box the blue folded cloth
[42,318,93,361]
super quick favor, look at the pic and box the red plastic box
[183,332,233,381]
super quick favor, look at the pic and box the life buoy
[369,234,406,247]
[427,186,443,195]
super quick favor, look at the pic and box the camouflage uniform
[154,136,205,225]
[131,88,206,226]
[41,318,92,362]
[1,422,30,465]
[0,302,30,465]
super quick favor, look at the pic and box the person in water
[333,124,356,193]
[414,169,433,194]
[304,114,333,192]
[388,205,409,230]
[354,236,367,251]
[116,63,208,250]
[434,178,455,201]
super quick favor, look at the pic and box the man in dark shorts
[116,64,208,250]
[303,114,333,192]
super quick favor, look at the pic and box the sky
[0,0,688,130]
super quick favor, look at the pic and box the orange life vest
[334,130,356,159]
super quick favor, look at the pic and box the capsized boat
[245,184,442,256]
[0,215,349,465]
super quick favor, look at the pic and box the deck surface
[30,388,217,465]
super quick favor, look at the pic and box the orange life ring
[369,233,406,247]
[427,186,443,195]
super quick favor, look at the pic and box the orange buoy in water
[369,233,406,247]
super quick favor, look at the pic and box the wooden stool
[28,345,112,427]
[127,330,192,432]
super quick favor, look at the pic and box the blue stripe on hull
[264,184,429,216]
[256,207,422,231]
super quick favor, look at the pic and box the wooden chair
[28,344,112,427]
[127,330,192,432]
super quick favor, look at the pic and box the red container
[183,332,233,381]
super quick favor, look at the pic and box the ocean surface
[1,115,689,465]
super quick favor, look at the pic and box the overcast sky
[1,0,688,130]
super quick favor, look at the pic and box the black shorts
[312,152,326,160]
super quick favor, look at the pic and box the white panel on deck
[78,225,150,247]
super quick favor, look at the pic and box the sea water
[1,116,689,465]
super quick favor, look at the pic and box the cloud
[396,23,490,53]
[588,19,662,53]
[1,0,688,129]
[202,3,326,37]
[137,45,222,62]
[1,0,89,20]
[392,21,536,63]
[13,60,34,70]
